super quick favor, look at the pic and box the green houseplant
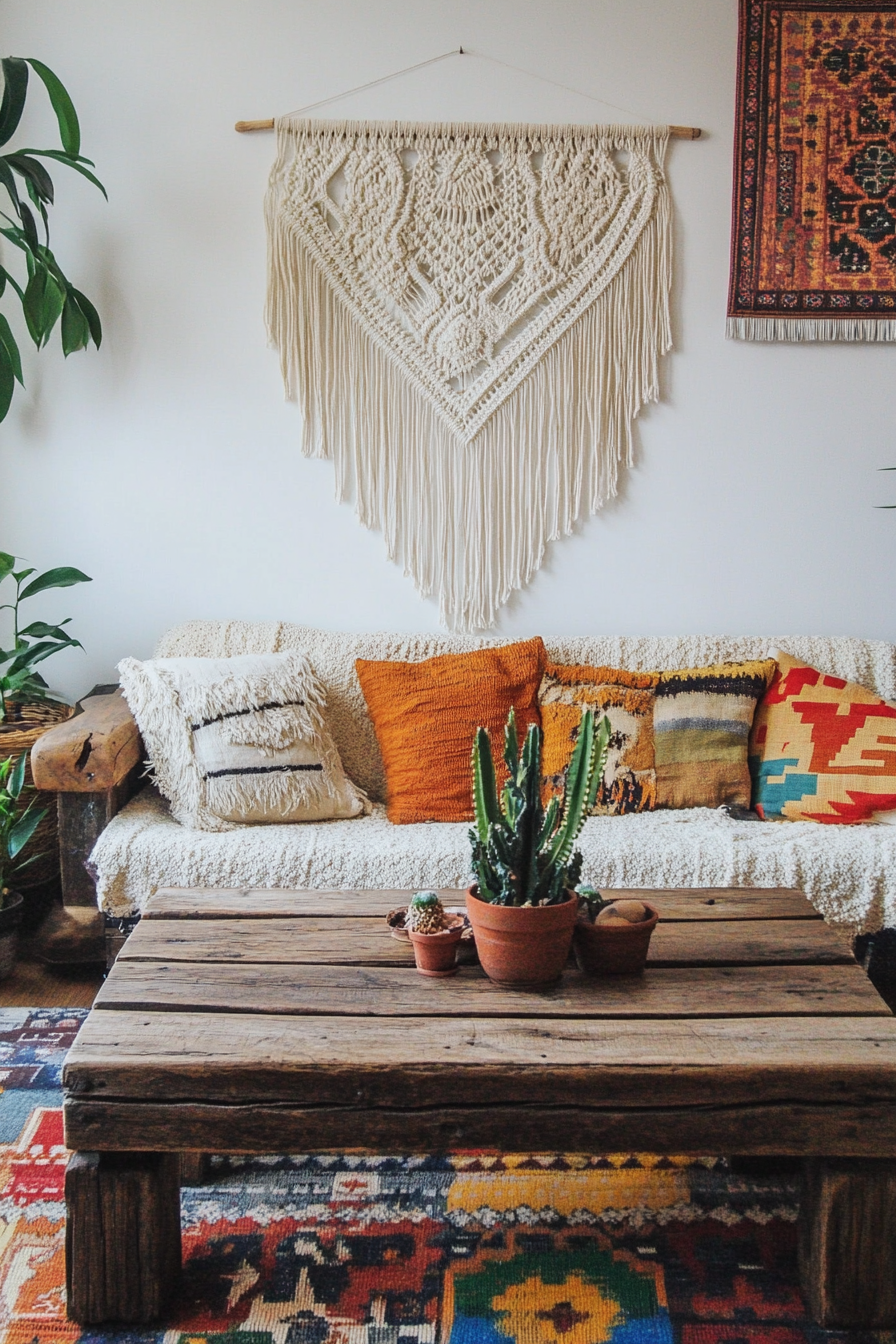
[0,751,45,976]
[0,55,106,422]
[0,550,91,720]
[467,706,610,987]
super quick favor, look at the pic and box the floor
[0,947,102,1008]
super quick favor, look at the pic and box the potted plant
[574,888,659,976]
[405,891,465,977]
[0,752,46,977]
[0,552,91,910]
[467,706,610,988]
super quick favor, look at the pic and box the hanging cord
[463,47,667,126]
[235,47,701,137]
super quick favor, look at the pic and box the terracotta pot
[408,917,464,977]
[465,886,578,989]
[0,891,24,981]
[573,904,659,976]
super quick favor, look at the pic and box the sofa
[30,622,896,981]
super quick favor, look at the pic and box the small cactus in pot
[406,891,446,934]
[466,707,611,988]
[406,890,464,978]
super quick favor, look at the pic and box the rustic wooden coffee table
[63,884,896,1329]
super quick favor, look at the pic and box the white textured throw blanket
[93,791,896,933]
[89,622,896,932]
[266,120,671,629]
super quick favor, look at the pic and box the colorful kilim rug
[729,0,896,340]
[0,1009,894,1344]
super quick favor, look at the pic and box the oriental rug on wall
[265,120,671,629]
[729,0,896,340]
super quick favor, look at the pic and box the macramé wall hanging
[242,53,698,630]
[729,0,896,341]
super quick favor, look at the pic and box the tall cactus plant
[469,707,611,906]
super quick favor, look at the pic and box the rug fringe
[727,316,896,342]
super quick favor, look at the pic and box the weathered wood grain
[119,916,853,967]
[93,959,888,1018]
[800,1159,896,1327]
[64,1097,896,1158]
[65,1151,181,1325]
[142,885,820,922]
[32,691,142,793]
[63,1010,896,1106]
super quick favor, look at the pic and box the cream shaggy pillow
[117,652,370,831]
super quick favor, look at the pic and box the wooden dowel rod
[234,117,701,139]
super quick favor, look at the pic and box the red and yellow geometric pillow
[750,651,896,824]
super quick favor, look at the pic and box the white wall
[2,0,895,701]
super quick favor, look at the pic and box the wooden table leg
[65,1151,182,1325]
[799,1158,896,1329]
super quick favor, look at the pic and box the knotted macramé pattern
[266,119,672,629]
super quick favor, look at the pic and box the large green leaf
[20,148,106,198]
[18,619,72,639]
[5,152,54,204]
[0,553,15,582]
[61,291,90,355]
[0,313,23,385]
[5,639,68,676]
[0,59,28,149]
[71,286,101,346]
[0,341,14,421]
[16,200,39,252]
[18,566,91,600]
[9,752,26,801]
[23,266,64,346]
[26,59,79,158]
[8,805,46,859]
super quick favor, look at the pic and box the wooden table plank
[94,960,889,1018]
[64,1096,896,1158]
[142,885,821,922]
[120,916,854,967]
[64,1010,896,1106]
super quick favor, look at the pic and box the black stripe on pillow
[204,763,323,779]
[191,700,305,731]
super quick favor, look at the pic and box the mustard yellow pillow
[539,661,659,815]
[356,638,546,824]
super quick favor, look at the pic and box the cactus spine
[470,707,610,907]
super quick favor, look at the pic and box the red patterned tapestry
[729,0,896,339]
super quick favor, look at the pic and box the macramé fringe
[266,125,672,630]
[727,316,896,342]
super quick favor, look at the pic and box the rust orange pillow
[750,650,896,823]
[356,638,546,824]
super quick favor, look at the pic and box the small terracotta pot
[408,917,464,977]
[573,904,659,976]
[465,887,578,989]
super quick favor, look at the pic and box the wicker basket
[0,700,74,889]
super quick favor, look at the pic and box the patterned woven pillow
[117,651,369,831]
[654,659,777,809]
[539,662,659,815]
[749,650,896,823]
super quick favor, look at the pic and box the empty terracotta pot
[574,903,659,976]
[465,887,578,988]
[408,917,464,977]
